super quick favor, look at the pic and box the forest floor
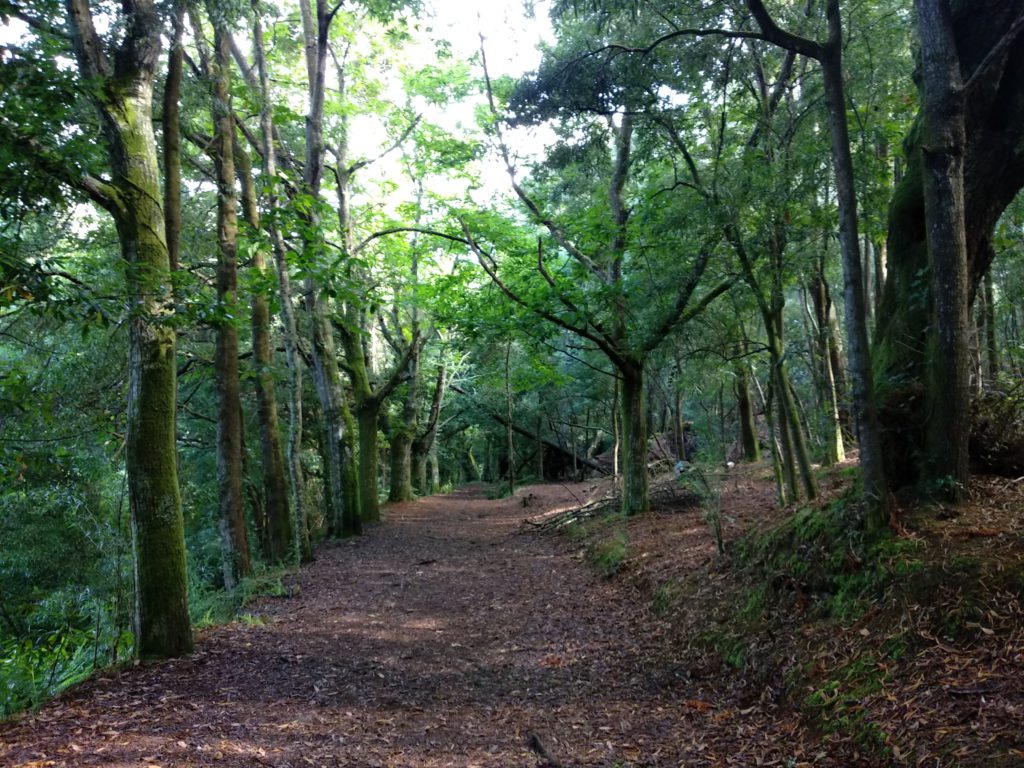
[1,471,1022,767]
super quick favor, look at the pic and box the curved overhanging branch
[461,219,626,368]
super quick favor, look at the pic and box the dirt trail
[1,483,829,767]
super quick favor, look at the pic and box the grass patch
[589,528,629,578]
[804,651,892,756]
[651,579,684,615]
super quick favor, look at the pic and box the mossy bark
[876,0,1024,490]
[917,0,971,498]
[209,18,251,588]
[235,128,292,564]
[309,303,349,535]
[388,349,420,503]
[619,360,649,516]
[389,430,414,502]
[356,402,381,522]
[64,0,192,659]
[253,2,311,564]
[735,365,760,462]
[412,364,446,496]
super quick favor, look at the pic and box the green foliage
[803,651,892,756]
[189,573,289,629]
[588,528,629,578]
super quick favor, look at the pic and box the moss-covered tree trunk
[619,359,649,516]
[235,132,292,564]
[162,1,184,280]
[735,364,760,462]
[917,0,971,498]
[208,16,251,588]
[411,364,446,496]
[875,0,1024,490]
[387,331,420,503]
[65,0,192,658]
[357,400,381,522]
[389,429,413,502]
[310,308,351,535]
[252,0,310,563]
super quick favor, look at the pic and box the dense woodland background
[2,0,1024,729]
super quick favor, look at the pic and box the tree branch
[744,0,824,60]
[463,220,625,367]
[353,226,470,255]
[963,12,1024,94]
[479,33,608,282]
[10,6,70,39]
[373,328,421,404]
[64,0,110,80]
[339,115,421,177]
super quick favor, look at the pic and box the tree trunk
[917,0,971,498]
[252,0,310,563]
[819,5,887,524]
[534,411,544,480]
[235,133,292,564]
[808,273,846,465]
[619,359,649,516]
[875,0,1024,491]
[412,364,446,496]
[389,430,414,502]
[748,0,888,521]
[735,364,760,462]
[162,1,184,280]
[773,362,799,502]
[429,445,440,491]
[388,352,419,503]
[309,310,349,534]
[64,0,192,657]
[505,343,515,496]
[984,268,999,381]
[612,374,620,480]
[357,400,381,522]
[209,17,251,589]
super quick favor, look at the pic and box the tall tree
[196,5,252,587]
[875,0,1024,491]
[915,0,970,498]
[298,0,354,536]
[63,0,192,656]
[743,0,890,525]
[472,43,732,514]
[250,0,312,562]
[235,133,293,563]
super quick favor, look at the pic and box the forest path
[1,483,825,767]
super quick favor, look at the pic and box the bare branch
[353,226,472,255]
[478,33,608,282]
[344,115,422,176]
[463,220,625,367]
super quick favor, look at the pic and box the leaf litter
[2,475,1019,766]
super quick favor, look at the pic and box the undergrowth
[1,568,292,721]
[689,485,1024,758]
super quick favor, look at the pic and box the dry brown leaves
[3,473,1019,767]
